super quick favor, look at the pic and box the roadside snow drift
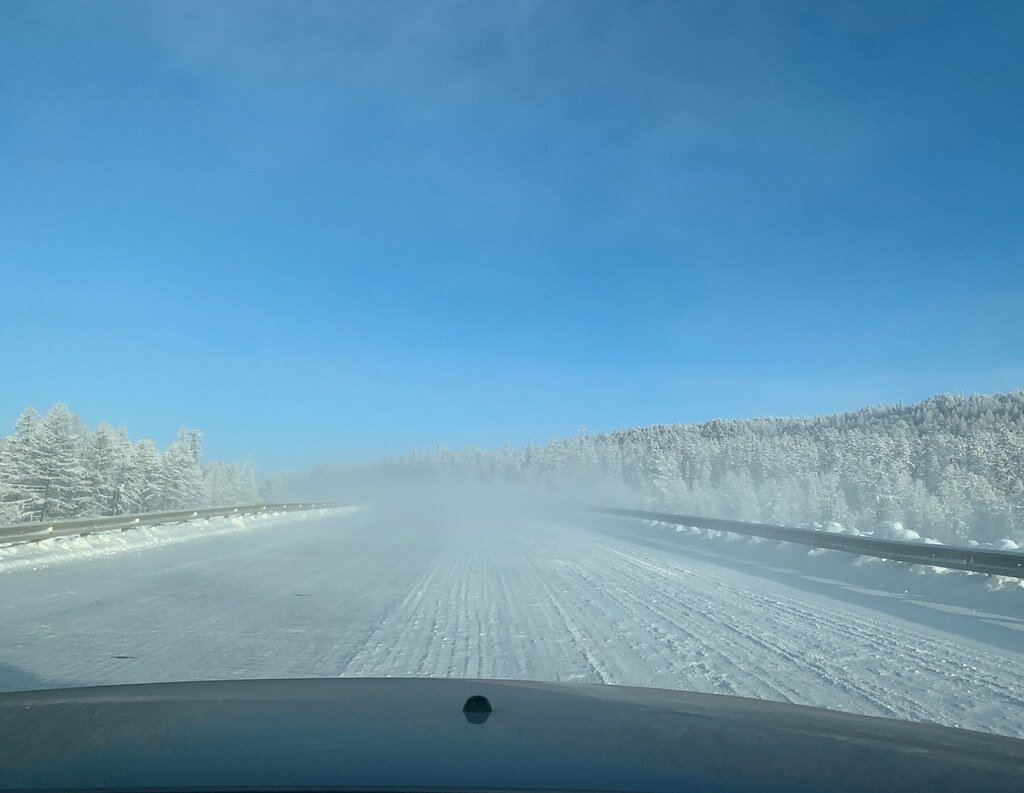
[0,507,356,573]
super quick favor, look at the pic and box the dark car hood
[0,677,1021,792]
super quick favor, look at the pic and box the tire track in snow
[339,551,454,676]
[328,520,1024,736]
[593,544,908,714]
[517,550,612,684]
[340,537,613,683]
[596,541,1024,732]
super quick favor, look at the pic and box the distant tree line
[0,404,258,524]
[268,393,1024,544]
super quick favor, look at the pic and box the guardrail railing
[0,503,339,545]
[592,507,1024,579]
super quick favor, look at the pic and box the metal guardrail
[0,503,339,545]
[593,507,1024,579]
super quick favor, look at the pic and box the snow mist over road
[1,505,1022,738]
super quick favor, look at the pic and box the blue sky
[1,1,1022,470]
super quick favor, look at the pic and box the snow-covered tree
[237,461,258,503]
[0,406,258,521]
[159,430,204,510]
[75,423,126,516]
[37,404,86,520]
[0,407,45,520]
[123,439,164,513]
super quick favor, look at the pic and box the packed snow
[0,507,1022,740]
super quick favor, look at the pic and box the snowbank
[803,519,1019,550]
[0,507,356,574]
[621,515,1024,617]
[871,521,921,541]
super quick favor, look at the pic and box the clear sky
[1,1,1022,470]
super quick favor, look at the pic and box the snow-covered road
[1,508,1022,737]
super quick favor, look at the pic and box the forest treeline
[268,392,1024,544]
[0,404,257,524]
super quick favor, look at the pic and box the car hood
[0,677,1021,792]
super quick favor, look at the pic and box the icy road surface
[1,508,1022,738]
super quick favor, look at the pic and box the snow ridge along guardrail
[0,503,339,546]
[593,507,1024,579]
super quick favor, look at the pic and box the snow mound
[820,522,864,536]
[969,538,1022,550]
[871,521,922,541]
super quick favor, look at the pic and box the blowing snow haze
[2,1,1024,769]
